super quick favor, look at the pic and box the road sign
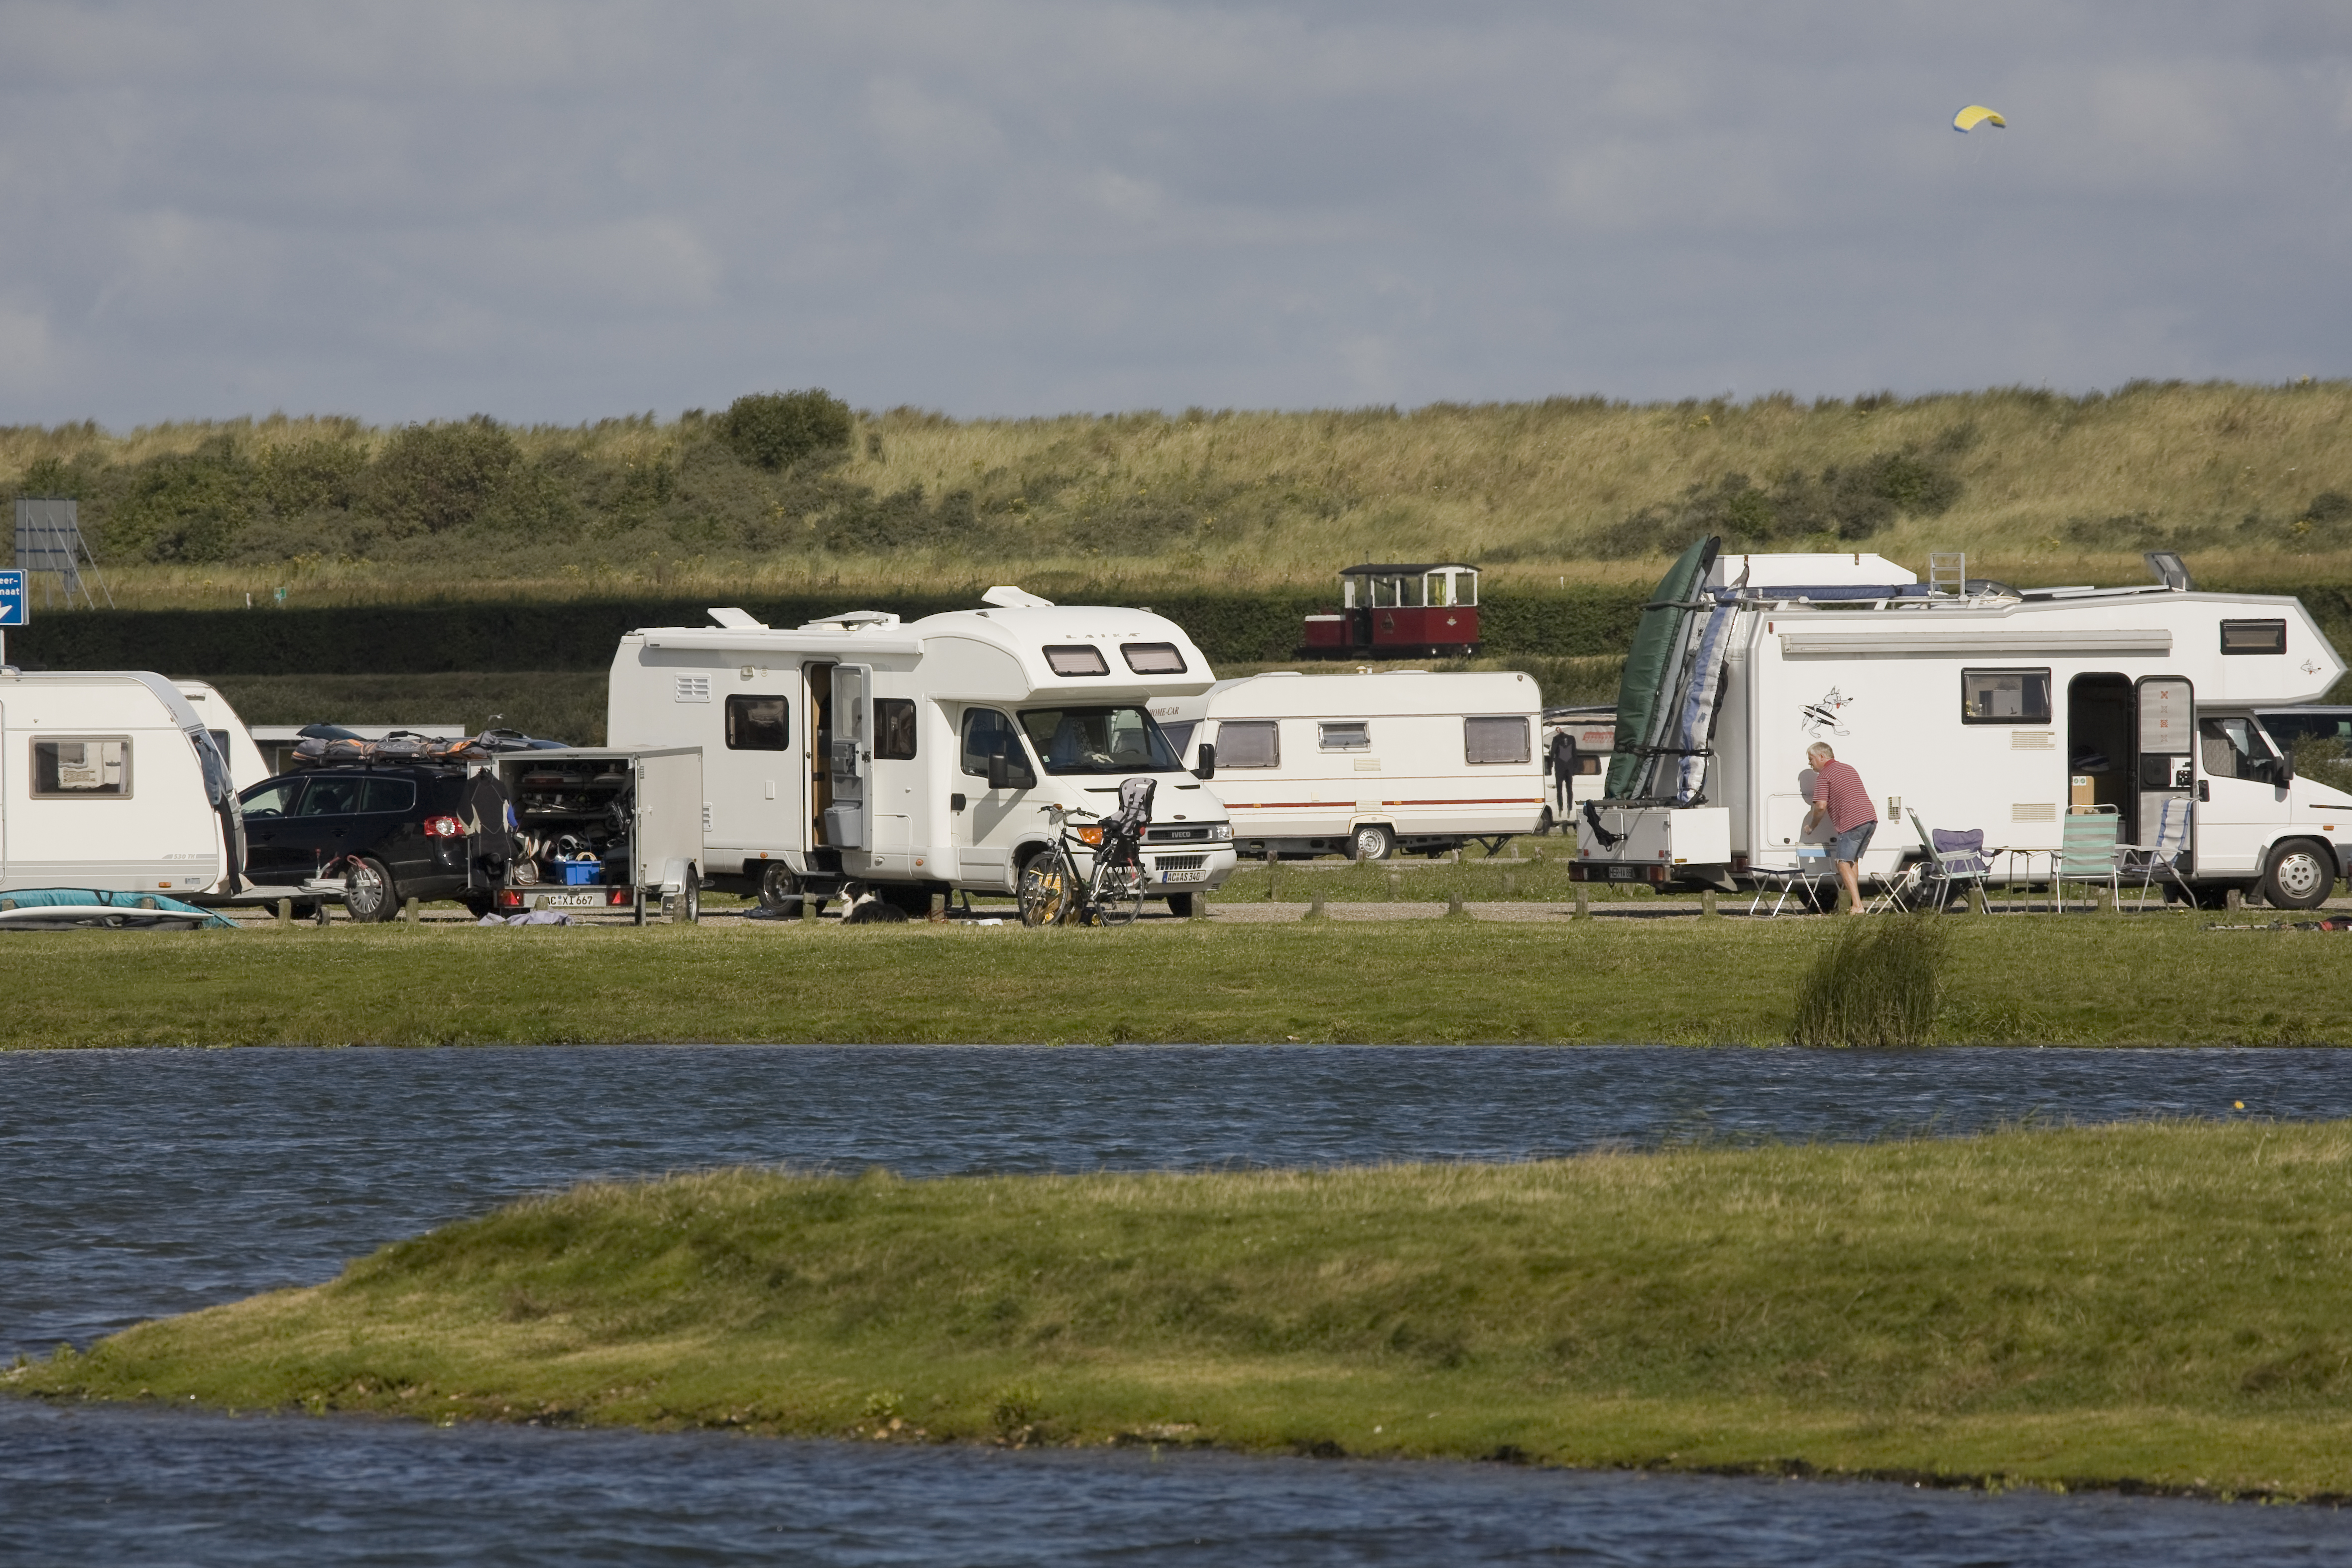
[0,568,25,627]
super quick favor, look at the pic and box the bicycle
[1019,802,1148,927]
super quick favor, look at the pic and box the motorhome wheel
[1165,892,1195,918]
[1348,824,1396,862]
[756,862,800,911]
[345,857,397,923]
[675,864,701,924]
[2260,841,2335,910]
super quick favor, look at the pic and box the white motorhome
[1576,545,2352,907]
[0,670,243,895]
[607,591,1239,911]
[173,680,273,793]
[1159,670,1545,861]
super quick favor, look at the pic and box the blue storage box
[562,857,604,886]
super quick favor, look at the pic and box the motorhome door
[825,665,871,851]
[2135,677,2195,865]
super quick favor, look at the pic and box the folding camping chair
[1907,810,1992,914]
[2055,809,2122,912]
[2121,795,2195,910]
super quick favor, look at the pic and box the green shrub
[368,418,520,535]
[714,390,852,471]
[1591,448,1964,558]
[106,438,258,563]
[1789,913,1950,1047]
[257,438,367,515]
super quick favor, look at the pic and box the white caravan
[173,680,273,793]
[606,591,1239,910]
[1158,670,1545,861]
[0,670,244,895]
[1576,544,2352,908]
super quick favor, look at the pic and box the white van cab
[607,590,1239,912]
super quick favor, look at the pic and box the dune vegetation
[14,1121,2352,1500]
[6,381,2351,611]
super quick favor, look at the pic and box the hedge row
[4,587,1654,675]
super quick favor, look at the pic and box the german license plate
[1159,868,1208,884]
[534,890,607,907]
[1608,865,1639,881]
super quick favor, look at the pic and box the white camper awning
[1776,628,2173,657]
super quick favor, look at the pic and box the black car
[237,766,514,921]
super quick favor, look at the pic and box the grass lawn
[13,1121,2352,1500]
[1,913,2348,1048]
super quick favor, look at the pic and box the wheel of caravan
[1018,852,1072,927]
[1348,823,1395,862]
[1089,857,1146,927]
[756,862,800,911]
[344,856,397,923]
[675,864,701,924]
[2260,841,2334,910]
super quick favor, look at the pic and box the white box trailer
[488,746,706,922]
[1577,542,2352,907]
[606,590,1240,912]
[0,670,243,896]
[1157,670,1545,861]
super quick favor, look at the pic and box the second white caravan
[606,591,1240,911]
[1160,670,1545,860]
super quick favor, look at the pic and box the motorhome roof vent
[982,585,1056,609]
[707,607,769,630]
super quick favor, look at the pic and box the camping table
[1747,856,1836,916]
[1985,847,2055,912]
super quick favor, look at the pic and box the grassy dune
[0,916,2348,1049]
[8,381,2351,609]
[14,1123,2352,1499]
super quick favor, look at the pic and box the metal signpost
[0,567,25,666]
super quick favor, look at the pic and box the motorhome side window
[725,695,789,751]
[1465,716,1530,765]
[874,698,918,760]
[1960,669,2052,724]
[1215,720,1279,768]
[960,708,1021,777]
[1121,642,1186,674]
[1318,721,1371,752]
[31,738,131,797]
[2221,620,2287,655]
[1044,645,1109,676]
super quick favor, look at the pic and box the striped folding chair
[2056,810,2122,912]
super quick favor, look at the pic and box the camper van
[606,591,1239,911]
[1576,544,2352,908]
[0,670,243,895]
[1159,670,1544,861]
[173,680,273,793]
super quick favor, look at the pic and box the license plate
[1160,868,1208,884]
[1608,866,1638,881]
[533,891,606,907]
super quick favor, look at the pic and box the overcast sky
[2,1,2349,426]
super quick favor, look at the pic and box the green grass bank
[1,916,2348,1048]
[14,1122,2352,1500]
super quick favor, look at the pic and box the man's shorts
[1830,820,1877,865]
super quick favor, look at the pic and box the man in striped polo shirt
[1802,741,1876,915]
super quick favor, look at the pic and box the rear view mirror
[1192,743,1216,781]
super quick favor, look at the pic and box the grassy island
[13,1122,2352,1500]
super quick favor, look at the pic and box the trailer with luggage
[487,746,706,922]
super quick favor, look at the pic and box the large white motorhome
[0,670,244,896]
[173,680,273,793]
[1159,670,1545,860]
[1576,544,2352,908]
[607,591,1239,911]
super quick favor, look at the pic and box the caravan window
[1018,706,1181,775]
[1465,716,1531,765]
[2221,620,2287,655]
[1043,645,1109,677]
[31,738,130,797]
[1215,720,1280,768]
[725,695,789,751]
[1122,642,1187,674]
[875,698,918,760]
[1318,721,1372,752]
[1960,669,2052,724]
[960,708,1021,777]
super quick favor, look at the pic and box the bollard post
[1268,861,1281,902]
[1386,870,1402,901]
[1446,891,1466,918]
[801,894,817,923]
[402,896,420,923]
[1305,891,1326,921]
[1574,883,1591,920]
[930,892,948,922]
[1502,872,1516,898]
[1701,889,1718,920]
[2225,887,2242,912]
[275,898,292,926]
[1190,889,1209,919]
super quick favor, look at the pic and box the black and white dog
[838,882,910,924]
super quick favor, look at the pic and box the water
[6,1045,2351,1564]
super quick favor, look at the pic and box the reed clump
[1790,913,1952,1047]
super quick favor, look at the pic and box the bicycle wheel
[1087,854,1147,926]
[1019,852,1075,927]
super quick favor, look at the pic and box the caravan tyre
[2260,841,2335,910]
[345,857,397,923]
[756,862,800,911]
[676,865,701,924]
[1347,824,1395,862]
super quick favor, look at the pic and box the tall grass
[1789,914,1952,1047]
[8,381,2352,609]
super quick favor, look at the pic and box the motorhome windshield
[1019,706,1183,775]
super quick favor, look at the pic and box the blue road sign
[0,568,25,627]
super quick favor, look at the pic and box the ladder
[1927,551,1967,598]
